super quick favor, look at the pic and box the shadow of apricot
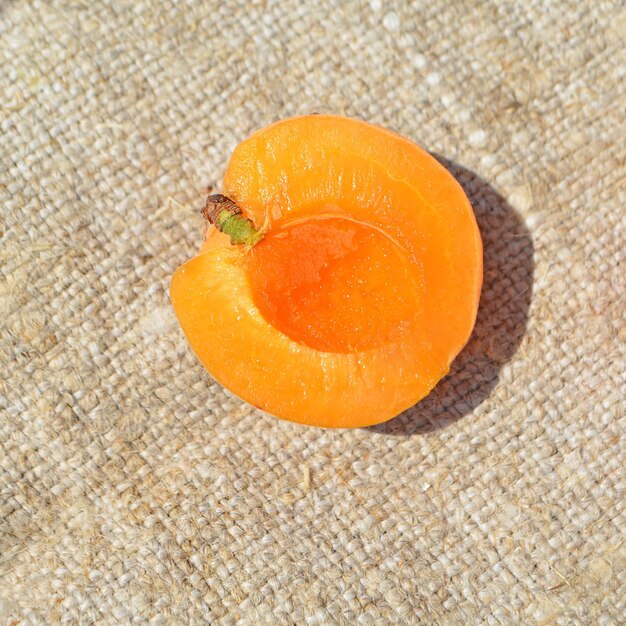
[369,158,534,436]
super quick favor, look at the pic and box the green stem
[202,194,264,246]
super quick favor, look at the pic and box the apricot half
[171,115,482,428]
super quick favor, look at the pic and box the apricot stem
[202,194,264,246]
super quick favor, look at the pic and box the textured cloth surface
[1,0,625,624]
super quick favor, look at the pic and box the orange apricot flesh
[171,115,482,428]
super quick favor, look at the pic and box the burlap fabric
[1,1,624,624]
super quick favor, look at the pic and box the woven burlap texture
[1,0,625,624]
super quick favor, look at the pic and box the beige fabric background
[1,0,624,624]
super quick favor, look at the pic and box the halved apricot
[171,115,482,428]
